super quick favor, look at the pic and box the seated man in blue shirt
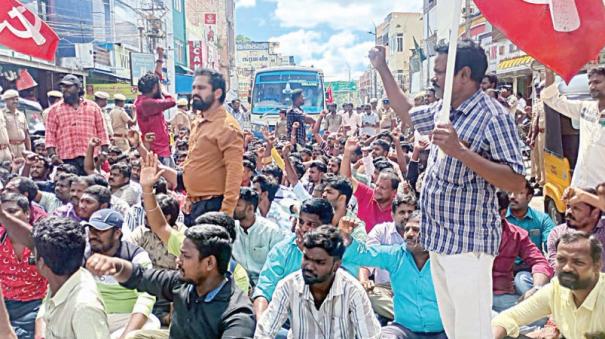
[339,211,446,339]
[252,198,363,318]
[506,179,556,293]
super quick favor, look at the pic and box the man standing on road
[369,40,525,339]
[1,90,31,159]
[182,68,243,223]
[45,75,109,175]
[110,94,135,152]
[287,89,315,145]
[542,66,605,188]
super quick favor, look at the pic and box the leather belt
[9,140,24,145]
[189,195,222,203]
[113,133,127,138]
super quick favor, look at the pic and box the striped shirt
[411,90,524,256]
[255,269,381,339]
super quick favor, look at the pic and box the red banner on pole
[0,0,59,61]
[474,0,605,83]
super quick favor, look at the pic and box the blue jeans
[5,299,42,339]
[381,323,448,339]
[492,293,520,313]
[514,271,535,295]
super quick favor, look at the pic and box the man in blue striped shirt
[370,39,525,339]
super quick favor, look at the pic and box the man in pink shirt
[134,72,176,167]
[341,138,399,232]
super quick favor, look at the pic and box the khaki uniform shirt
[37,268,110,339]
[110,107,131,136]
[3,108,27,158]
[0,110,12,162]
[170,110,191,134]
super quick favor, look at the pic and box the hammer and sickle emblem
[0,6,46,46]
[522,0,581,32]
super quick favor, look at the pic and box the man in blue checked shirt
[369,39,525,339]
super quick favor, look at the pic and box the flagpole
[436,0,464,159]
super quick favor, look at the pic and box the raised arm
[139,152,173,244]
[369,46,414,126]
[0,205,34,249]
[340,138,359,191]
[391,129,408,176]
[312,111,326,144]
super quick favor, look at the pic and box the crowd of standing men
[0,38,605,339]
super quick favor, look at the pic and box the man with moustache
[134,72,176,167]
[83,209,159,338]
[182,68,243,224]
[255,225,380,339]
[547,188,605,271]
[492,232,605,339]
[45,75,109,175]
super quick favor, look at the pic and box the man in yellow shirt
[492,232,605,339]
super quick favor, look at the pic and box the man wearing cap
[0,91,15,162]
[42,91,62,125]
[379,98,396,131]
[94,91,113,138]
[110,94,135,152]
[1,89,31,159]
[45,75,109,175]
[169,98,191,136]
[84,208,159,338]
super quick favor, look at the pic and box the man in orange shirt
[182,69,243,225]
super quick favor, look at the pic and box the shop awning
[175,64,194,74]
[175,74,193,94]
[497,55,534,72]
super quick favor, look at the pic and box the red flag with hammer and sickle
[474,0,605,83]
[0,0,59,61]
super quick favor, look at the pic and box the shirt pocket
[251,245,268,263]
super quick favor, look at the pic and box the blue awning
[175,74,193,94]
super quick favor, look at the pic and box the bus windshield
[252,70,324,114]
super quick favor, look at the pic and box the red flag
[474,0,605,83]
[0,0,59,61]
[326,86,334,104]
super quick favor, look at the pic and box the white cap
[94,91,110,99]
[113,94,126,101]
[1,89,19,100]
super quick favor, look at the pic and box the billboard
[130,52,155,86]
[188,40,207,71]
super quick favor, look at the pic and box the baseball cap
[84,209,124,231]
[60,74,82,87]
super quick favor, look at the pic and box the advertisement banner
[188,40,206,71]
[130,52,155,86]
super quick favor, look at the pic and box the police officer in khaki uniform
[42,90,63,125]
[1,89,30,159]
[529,82,546,187]
[94,91,113,137]
[110,94,135,152]
[169,98,191,136]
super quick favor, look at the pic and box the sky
[235,0,424,82]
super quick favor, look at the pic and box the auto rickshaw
[542,74,587,224]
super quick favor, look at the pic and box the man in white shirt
[255,225,380,339]
[233,187,288,284]
[542,67,605,188]
[360,104,380,137]
[340,102,361,136]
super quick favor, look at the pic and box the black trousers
[184,196,224,226]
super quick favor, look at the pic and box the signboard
[188,40,206,71]
[237,42,270,51]
[326,81,357,92]
[130,52,155,86]
[204,13,217,25]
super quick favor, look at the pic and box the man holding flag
[368,40,525,338]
